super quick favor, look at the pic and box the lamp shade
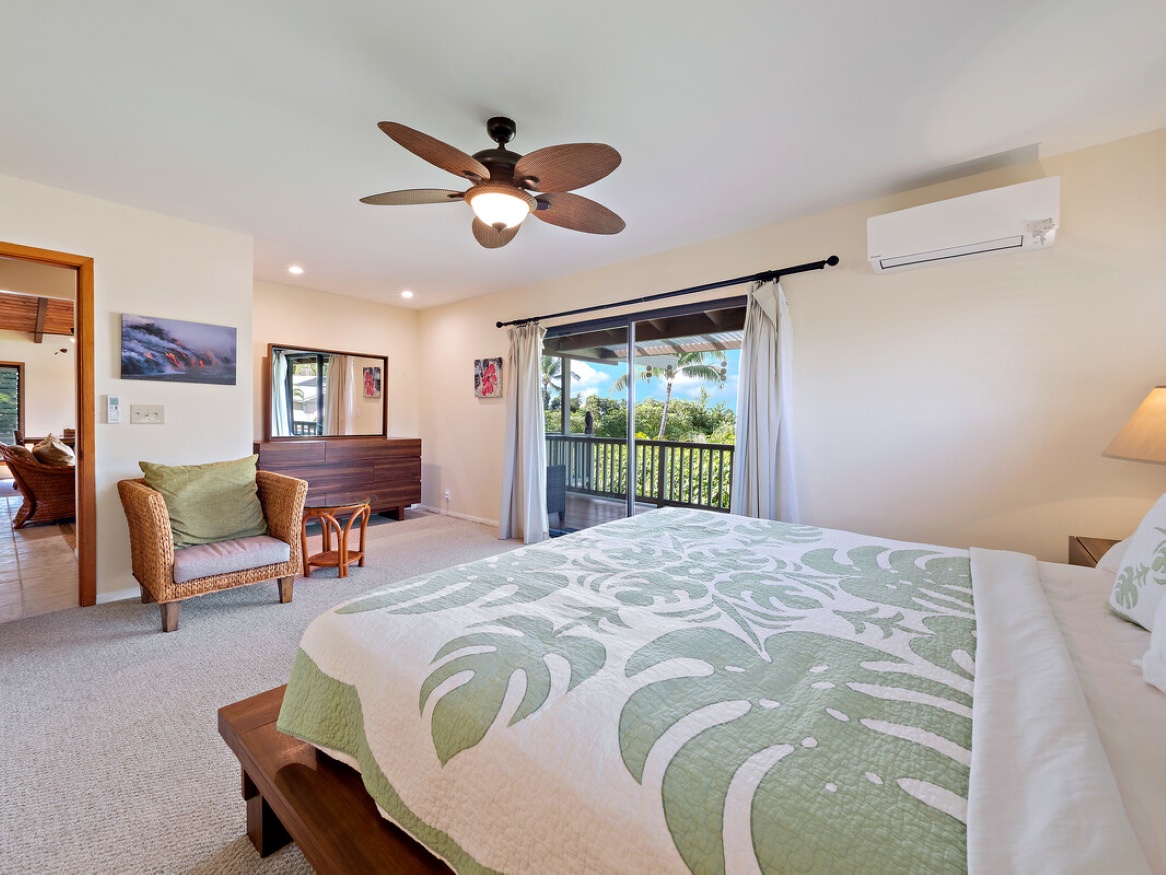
[1104,387,1166,464]
[465,185,535,230]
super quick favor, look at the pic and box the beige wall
[0,331,76,438]
[0,172,255,601]
[252,281,421,440]
[418,128,1166,561]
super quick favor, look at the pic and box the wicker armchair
[0,444,76,528]
[117,470,308,632]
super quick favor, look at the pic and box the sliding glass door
[542,323,631,532]
[542,299,744,534]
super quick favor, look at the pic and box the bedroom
[1,0,1165,872]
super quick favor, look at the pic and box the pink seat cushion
[172,535,291,584]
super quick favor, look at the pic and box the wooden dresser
[253,437,421,519]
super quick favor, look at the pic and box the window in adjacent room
[0,362,24,444]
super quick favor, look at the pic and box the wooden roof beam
[34,296,48,343]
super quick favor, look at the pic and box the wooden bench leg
[242,769,292,857]
[277,576,294,604]
[140,585,154,604]
[160,601,180,632]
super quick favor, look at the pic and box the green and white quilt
[276,508,1142,874]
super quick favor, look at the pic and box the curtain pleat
[499,323,549,543]
[730,280,799,521]
[325,354,353,435]
[271,350,290,437]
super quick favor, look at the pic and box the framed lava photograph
[474,357,502,398]
[120,314,238,385]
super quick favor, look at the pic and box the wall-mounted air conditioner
[867,176,1060,273]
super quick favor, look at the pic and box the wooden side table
[302,497,373,578]
[1067,535,1121,568]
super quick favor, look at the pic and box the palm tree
[613,351,728,438]
[541,355,579,409]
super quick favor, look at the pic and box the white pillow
[1096,538,1130,573]
[1143,596,1166,694]
[1110,493,1166,631]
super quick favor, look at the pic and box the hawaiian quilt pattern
[278,508,977,874]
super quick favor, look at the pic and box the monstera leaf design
[910,615,977,687]
[800,547,973,614]
[835,605,908,639]
[621,627,971,874]
[1152,531,1166,581]
[1112,563,1147,610]
[420,614,607,764]
[338,548,575,616]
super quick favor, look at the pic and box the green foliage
[544,394,735,445]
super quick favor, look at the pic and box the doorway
[542,299,745,533]
[0,241,95,610]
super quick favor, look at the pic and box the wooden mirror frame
[263,343,388,441]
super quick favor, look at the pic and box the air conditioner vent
[868,177,1060,273]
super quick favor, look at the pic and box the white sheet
[1037,559,1166,872]
[968,549,1150,874]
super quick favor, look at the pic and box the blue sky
[568,349,740,411]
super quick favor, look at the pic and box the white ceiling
[3,1,1164,310]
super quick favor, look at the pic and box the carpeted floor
[0,512,521,874]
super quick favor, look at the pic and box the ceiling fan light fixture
[465,185,535,230]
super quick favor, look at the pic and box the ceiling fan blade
[533,192,625,235]
[378,122,490,182]
[472,218,521,249]
[359,188,465,206]
[515,143,621,192]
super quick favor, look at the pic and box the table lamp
[1104,387,1166,463]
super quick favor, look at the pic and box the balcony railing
[546,433,734,512]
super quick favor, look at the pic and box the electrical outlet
[130,404,165,424]
[443,490,451,501]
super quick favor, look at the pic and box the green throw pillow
[140,455,268,549]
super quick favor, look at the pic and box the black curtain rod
[495,255,839,329]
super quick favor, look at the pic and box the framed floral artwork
[474,357,502,398]
[362,366,382,399]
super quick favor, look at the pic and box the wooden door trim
[0,241,96,606]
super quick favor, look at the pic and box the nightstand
[1067,536,1121,568]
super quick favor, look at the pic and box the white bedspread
[277,512,1161,873]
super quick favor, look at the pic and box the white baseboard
[96,586,140,605]
[416,505,499,528]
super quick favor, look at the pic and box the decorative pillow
[32,434,75,466]
[139,455,268,550]
[1109,493,1166,631]
[1144,598,1166,694]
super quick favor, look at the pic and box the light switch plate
[130,404,165,424]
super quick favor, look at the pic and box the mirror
[265,344,387,439]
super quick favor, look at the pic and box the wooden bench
[217,686,448,874]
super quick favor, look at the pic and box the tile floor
[0,480,78,624]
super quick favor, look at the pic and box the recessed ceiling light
[288,265,304,275]
[400,290,414,299]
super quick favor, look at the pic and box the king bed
[223,507,1164,873]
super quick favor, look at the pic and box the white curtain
[270,350,291,437]
[325,354,353,435]
[730,280,799,521]
[499,323,549,544]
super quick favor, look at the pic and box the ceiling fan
[360,116,625,249]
